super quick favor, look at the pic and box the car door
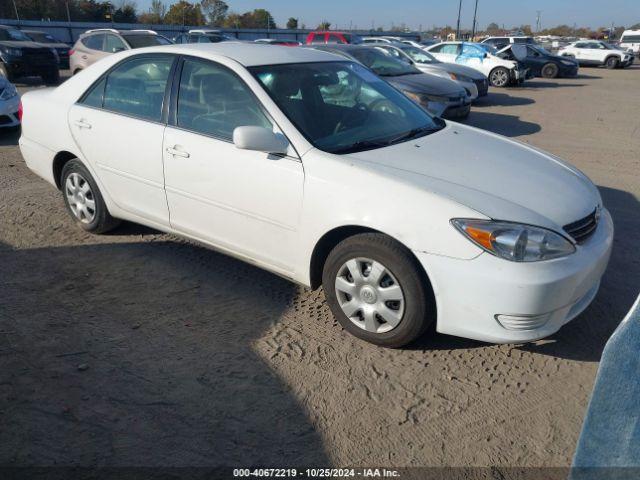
[68,54,176,226]
[429,43,460,63]
[572,42,590,62]
[162,57,303,273]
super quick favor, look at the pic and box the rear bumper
[414,209,614,343]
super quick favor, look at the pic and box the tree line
[0,0,294,28]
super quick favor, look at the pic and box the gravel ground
[0,66,639,469]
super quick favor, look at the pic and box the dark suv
[0,25,59,85]
[22,29,71,69]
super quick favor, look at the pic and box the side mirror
[233,126,289,155]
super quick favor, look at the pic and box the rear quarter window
[81,34,104,51]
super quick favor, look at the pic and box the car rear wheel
[322,233,434,348]
[489,67,510,87]
[541,63,559,78]
[605,56,619,69]
[61,159,120,233]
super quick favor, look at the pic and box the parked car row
[18,42,614,348]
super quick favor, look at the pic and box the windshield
[251,61,444,154]
[122,34,172,48]
[0,28,32,42]
[349,48,420,76]
[529,44,551,55]
[398,45,439,64]
[26,32,58,43]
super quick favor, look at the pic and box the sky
[137,0,639,30]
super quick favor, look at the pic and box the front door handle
[73,119,92,129]
[166,146,190,158]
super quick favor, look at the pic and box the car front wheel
[61,159,120,233]
[322,233,435,348]
[541,63,559,78]
[489,67,510,87]
[605,56,619,69]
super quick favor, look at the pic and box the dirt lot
[1,66,639,469]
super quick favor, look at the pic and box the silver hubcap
[335,258,405,334]
[65,172,96,224]
[491,69,508,86]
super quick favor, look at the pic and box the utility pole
[455,0,463,39]
[471,0,479,39]
[536,10,542,33]
[65,0,71,23]
[12,0,20,22]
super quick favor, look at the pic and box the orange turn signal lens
[462,225,494,251]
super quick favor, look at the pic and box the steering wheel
[368,98,403,116]
[334,103,370,134]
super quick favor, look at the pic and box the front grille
[23,48,56,63]
[564,209,599,244]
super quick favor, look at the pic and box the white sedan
[19,44,613,347]
[0,76,20,128]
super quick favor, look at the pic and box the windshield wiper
[386,125,439,145]
[331,139,390,154]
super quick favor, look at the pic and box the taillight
[18,100,23,122]
[69,49,75,56]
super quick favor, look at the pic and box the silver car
[376,43,489,101]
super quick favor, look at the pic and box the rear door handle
[166,146,190,158]
[73,119,92,129]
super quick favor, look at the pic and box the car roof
[122,43,343,67]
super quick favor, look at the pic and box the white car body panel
[19,43,613,344]
[427,42,520,79]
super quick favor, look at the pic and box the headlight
[449,72,472,83]
[0,83,18,100]
[1,47,22,57]
[451,219,576,262]
[561,60,575,66]
[402,90,425,105]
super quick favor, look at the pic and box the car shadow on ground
[460,111,541,137]
[412,186,640,363]
[0,127,20,146]
[516,80,588,89]
[0,239,330,466]
[473,92,535,108]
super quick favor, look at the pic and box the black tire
[489,67,510,87]
[605,56,619,69]
[322,233,435,348]
[541,62,559,78]
[42,69,60,86]
[0,62,15,82]
[61,159,120,234]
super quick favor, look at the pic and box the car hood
[0,40,51,50]
[383,72,465,97]
[344,122,601,232]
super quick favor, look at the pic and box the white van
[620,30,640,55]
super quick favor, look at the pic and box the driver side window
[176,58,272,140]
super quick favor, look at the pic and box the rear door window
[101,55,174,121]
[104,34,127,53]
[82,34,105,51]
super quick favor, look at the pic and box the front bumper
[0,95,20,128]
[1,58,58,78]
[414,208,614,343]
